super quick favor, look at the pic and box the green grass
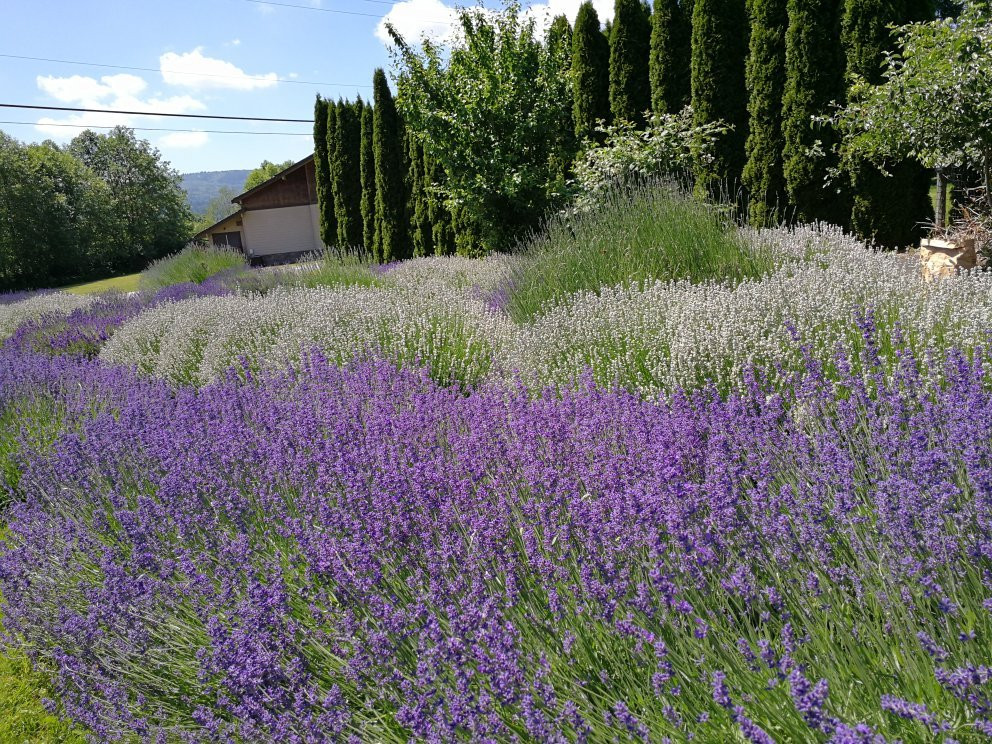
[140,244,247,290]
[0,628,86,743]
[506,182,774,322]
[294,251,383,289]
[64,273,141,295]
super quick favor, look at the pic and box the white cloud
[377,0,611,47]
[159,131,209,148]
[159,48,278,90]
[33,73,206,139]
[227,38,242,47]
[524,0,614,31]
[376,0,458,45]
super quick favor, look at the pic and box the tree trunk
[935,167,946,230]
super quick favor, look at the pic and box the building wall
[238,160,316,211]
[242,205,321,257]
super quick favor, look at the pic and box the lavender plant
[513,223,992,394]
[0,293,94,341]
[100,284,512,388]
[2,329,992,741]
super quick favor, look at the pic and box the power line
[242,0,453,23]
[243,0,380,18]
[0,120,312,136]
[0,53,371,89]
[0,103,312,123]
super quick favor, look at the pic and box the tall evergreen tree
[360,102,376,252]
[782,0,847,224]
[425,154,455,256]
[742,0,788,226]
[331,98,363,248]
[372,68,409,263]
[610,0,653,123]
[548,15,578,177]
[572,2,612,142]
[690,0,750,196]
[843,0,934,246]
[408,136,433,257]
[312,96,336,247]
[650,0,693,114]
[326,102,340,245]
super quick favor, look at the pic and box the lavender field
[2,216,992,741]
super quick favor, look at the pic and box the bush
[294,251,382,289]
[5,345,992,740]
[139,244,247,290]
[506,182,772,321]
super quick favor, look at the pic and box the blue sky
[1,0,613,174]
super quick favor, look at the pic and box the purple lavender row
[1,326,991,741]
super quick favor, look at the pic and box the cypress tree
[426,154,455,256]
[408,136,433,257]
[782,0,847,225]
[650,0,693,114]
[572,2,612,142]
[742,0,788,226]
[548,15,578,177]
[360,102,376,252]
[843,0,934,246]
[610,0,653,123]
[690,0,750,196]
[372,68,409,263]
[325,102,339,245]
[312,96,336,247]
[331,99,363,248]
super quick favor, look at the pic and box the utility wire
[0,103,313,123]
[0,120,312,136]
[0,53,371,89]
[242,0,453,23]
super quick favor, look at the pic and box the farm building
[194,155,325,264]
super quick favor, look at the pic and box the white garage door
[243,206,319,257]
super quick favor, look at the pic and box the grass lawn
[64,273,141,295]
[0,640,85,743]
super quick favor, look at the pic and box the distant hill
[181,170,251,214]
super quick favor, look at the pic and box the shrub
[0,292,94,341]
[139,244,247,290]
[294,251,383,289]
[506,183,772,321]
[5,343,992,740]
[511,223,992,393]
[100,283,511,388]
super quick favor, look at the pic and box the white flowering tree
[571,108,728,210]
[829,4,992,224]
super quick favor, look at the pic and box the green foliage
[360,103,376,251]
[332,100,364,248]
[782,0,849,224]
[0,618,86,742]
[573,2,612,144]
[372,70,409,262]
[68,127,192,270]
[572,109,728,208]
[408,138,433,257]
[389,3,573,252]
[650,0,694,114]
[192,185,239,233]
[426,154,455,256]
[139,244,247,290]
[313,96,336,247]
[831,2,991,199]
[547,15,578,178]
[842,0,936,246]
[0,128,190,291]
[742,0,788,226]
[243,159,295,192]
[294,251,382,288]
[690,0,750,196]
[609,0,653,124]
[507,182,771,321]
